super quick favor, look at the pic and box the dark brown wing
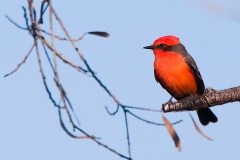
[182,52,205,94]
[171,44,205,94]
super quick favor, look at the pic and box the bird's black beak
[143,45,154,50]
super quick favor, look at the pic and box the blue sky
[1,0,240,160]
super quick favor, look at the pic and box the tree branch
[162,87,240,112]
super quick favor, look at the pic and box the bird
[143,35,217,126]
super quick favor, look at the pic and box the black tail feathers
[197,108,218,126]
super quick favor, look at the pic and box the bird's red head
[143,35,180,50]
[143,36,182,59]
[153,36,180,47]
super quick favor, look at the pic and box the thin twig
[51,6,123,106]
[39,0,48,24]
[105,105,120,115]
[124,105,162,112]
[63,89,81,126]
[41,40,81,126]
[127,110,182,125]
[35,38,61,108]
[40,37,89,74]
[41,41,54,70]
[58,108,88,139]
[41,29,87,41]
[74,123,131,160]
[51,7,134,158]
[123,111,132,159]
[4,40,37,77]
[22,6,30,29]
[49,0,76,131]
[27,0,34,24]
[5,15,28,30]
[127,110,165,126]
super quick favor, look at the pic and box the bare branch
[39,0,48,24]
[74,124,132,160]
[22,6,30,29]
[127,110,165,126]
[35,38,61,108]
[41,30,109,42]
[123,111,132,159]
[27,0,34,23]
[51,7,121,104]
[40,37,89,74]
[4,40,37,77]
[124,105,162,113]
[105,105,120,115]
[127,110,182,126]
[58,108,88,139]
[41,29,87,41]
[162,87,240,112]
[5,15,28,30]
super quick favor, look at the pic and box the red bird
[144,36,217,125]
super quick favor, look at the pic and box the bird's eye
[158,44,167,49]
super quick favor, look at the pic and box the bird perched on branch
[144,35,217,126]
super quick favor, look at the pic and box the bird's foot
[163,97,173,106]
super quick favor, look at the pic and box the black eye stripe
[156,44,167,49]
[160,44,167,48]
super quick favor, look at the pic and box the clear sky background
[1,0,240,160]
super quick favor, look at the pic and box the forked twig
[41,29,87,42]
[39,37,89,74]
[73,124,131,160]
[58,108,88,139]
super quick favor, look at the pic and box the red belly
[154,53,198,99]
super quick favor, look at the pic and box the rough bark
[162,87,240,112]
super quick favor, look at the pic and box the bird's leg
[163,97,173,106]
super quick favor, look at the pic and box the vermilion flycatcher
[144,36,217,125]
